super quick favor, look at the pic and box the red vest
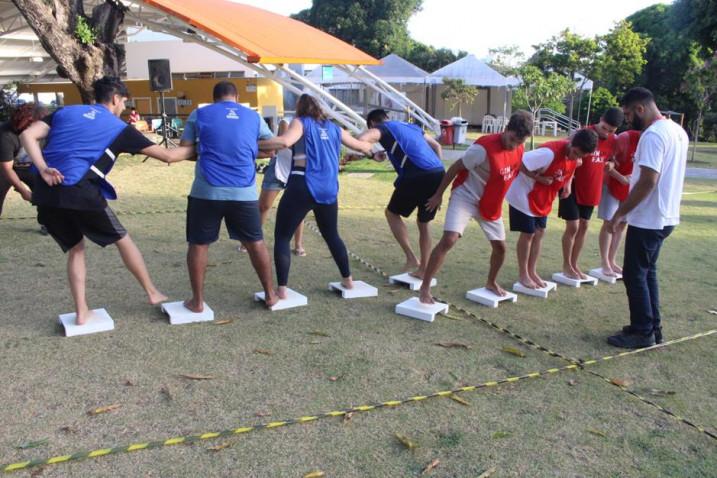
[527,140,578,217]
[608,130,640,201]
[452,134,523,220]
[573,125,616,206]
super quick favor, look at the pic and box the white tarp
[427,54,508,87]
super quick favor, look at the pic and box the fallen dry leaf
[502,346,526,358]
[123,379,135,386]
[59,426,76,434]
[610,378,631,388]
[309,331,331,337]
[449,394,470,406]
[213,319,233,325]
[434,342,471,349]
[492,431,511,439]
[253,349,273,356]
[708,310,717,315]
[87,404,121,416]
[207,443,231,452]
[179,374,215,380]
[309,341,322,345]
[421,458,440,474]
[478,467,497,478]
[303,471,325,478]
[328,376,339,382]
[567,379,577,386]
[643,388,676,397]
[255,411,271,417]
[587,429,608,438]
[442,314,463,321]
[16,439,48,450]
[160,385,173,401]
[395,433,418,450]
[343,412,354,423]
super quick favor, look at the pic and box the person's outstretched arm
[259,118,303,150]
[424,133,443,160]
[340,129,373,156]
[425,157,466,212]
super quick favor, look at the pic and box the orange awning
[143,0,380,65]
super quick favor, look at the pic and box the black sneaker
[622,325,662,344]
[607,331,656,349]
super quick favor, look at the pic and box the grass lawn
[0,155,715,477]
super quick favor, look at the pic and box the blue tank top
[381,121,443,181]
[42,105,127,191]
[300,116,341,204]
[196,101,260,187]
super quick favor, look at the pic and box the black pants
[623,225,674,335]
[274,174,350,286]
[0,167,34,217]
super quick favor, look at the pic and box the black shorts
[37,205,127,252]
[186,197,263,245]
[387,170,444,223]
[509,205,547,234]
[558,190,594,221]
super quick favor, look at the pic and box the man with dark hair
[506,129,598,289]
[417,111,533,304]
[20,76,193,326]
[356,109,444,277]
[606,87,688,348]
[177,80,278,311]
[558,107,623,280]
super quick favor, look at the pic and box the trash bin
[439,120,454,146]
[452,117,468,145]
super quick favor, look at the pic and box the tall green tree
[292,0,421,60]
[578,86,618,125]
[682,56,717,157]
[530,29,600,127]
[594,20,648,96]
[672,0,717,52]
[293,0,464,72]
[487,45,525,76]
[512,65,574,147]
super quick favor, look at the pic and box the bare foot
[75,308,95,326]
[600,266,617,277]
[563,268,581,280]
[148,289,169,305]
[419,287,435,304]
[402,258,420,273]
[292,247,307,257]
[277,287,288,300]
[485,282,507,296]
[529,273,547,288]
[518,276,538,289]
[341,277,354,289]
[573,266,588,280]
[611,263,623,274]
[183,299,204,313]
[264,291,279,309]
[237,245,247,253]
[408,268,425,280]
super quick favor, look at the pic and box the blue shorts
[509,205,547,234]
[186,197,263,245]
[261,157,286,191]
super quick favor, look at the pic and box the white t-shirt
[452,143,488,202]
[274,147,292,184]
[505,147,555,217]
[627,119,688,229]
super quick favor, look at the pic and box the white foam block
[58,308,114,337]
[395,297,449,322]
[388,273,437,291]
[161,301,214,325]
[552,272,598,288]
[329,280,378,299]
[254,288,308,311]
[588,268,622,284]
[512,281,557,299]
[466,287,517,308]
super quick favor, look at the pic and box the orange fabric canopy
[143,0,380,65]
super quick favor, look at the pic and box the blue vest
[42,105,127,198]
[196,101,259,187]
[382,121,442,177]
[301,117,341,204]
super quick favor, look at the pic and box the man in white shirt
[607,87,688,349]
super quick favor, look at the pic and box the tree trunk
[11,0,126,104]
[690,111,702,163]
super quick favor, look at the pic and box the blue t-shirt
[181,106,273,201]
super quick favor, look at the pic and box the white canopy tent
[426,54,511,125]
